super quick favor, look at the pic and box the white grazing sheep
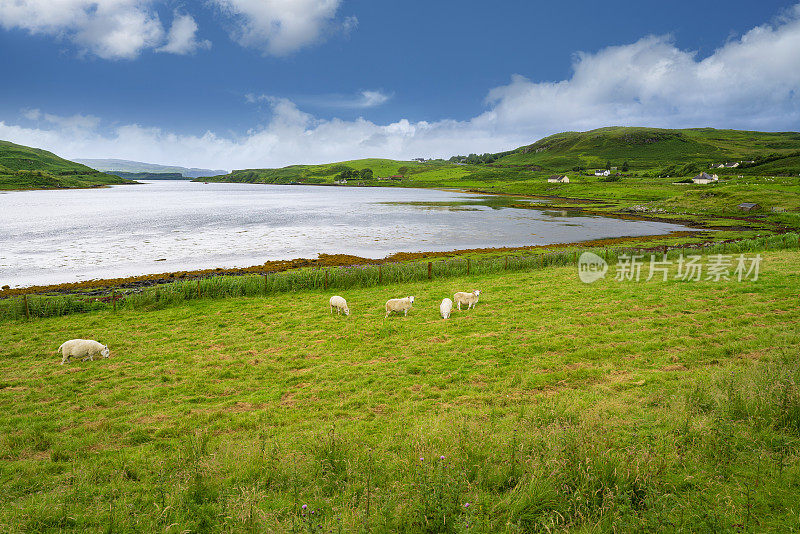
[454,290,481,311]
[440,298,452,319]
[385,296,415,317]
[57,339,110,365]
[329,295,350,316]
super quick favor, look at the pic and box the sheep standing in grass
[385,296,415,317]
[440,298,452,319]
[57,339,110,365]
[454,290,481,311]
[329,295,350,316]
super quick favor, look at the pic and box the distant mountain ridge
[75,159,227,179]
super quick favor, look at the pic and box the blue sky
[0,0,799,169]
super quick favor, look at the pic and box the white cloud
[212,0,351,55]
[248,90,392,109]
[1,5,800,168]
[156,12,211,55]
[482,6,800,134]
[0,0,210,59]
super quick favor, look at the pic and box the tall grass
[2,232,798,321]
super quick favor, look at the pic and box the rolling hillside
[495,126,800,172]
[0,141,132,190]
[202,127,800,190]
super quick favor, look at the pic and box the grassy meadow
[1,249,799,532]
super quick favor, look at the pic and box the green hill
[0,140,133,190]
[494,126,800,172]
[202,128,800,190]
[199,158,476,185]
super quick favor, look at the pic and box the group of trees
[335,167,373,181]
[449,153,500,165]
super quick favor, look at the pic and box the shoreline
[1,183,772,297]
[0,230,704,297]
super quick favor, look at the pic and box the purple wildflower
[464,502,470,508]
[302,504,307,510]
[440,455,445,460]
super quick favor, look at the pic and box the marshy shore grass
[0,248,798,532]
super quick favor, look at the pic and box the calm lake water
[0,181,689,287]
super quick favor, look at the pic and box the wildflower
[419,457,424,461]
[464,502,470,508]
[440,455,445,460]
[302,504,307,510]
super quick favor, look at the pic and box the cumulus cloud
[2,6,800,168]
[482,5,800,133]
[0,0,209,59]
[156,12,211,55]
[211,0,352,55]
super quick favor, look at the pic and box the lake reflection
[0,181,689,287]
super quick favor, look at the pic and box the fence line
[2,232,798,321]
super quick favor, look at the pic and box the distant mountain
[103,171,186,180]
[0,140,132,190]
[75,159,227,179]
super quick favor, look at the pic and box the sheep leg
[457,302,462,311]
[404,309,408,316]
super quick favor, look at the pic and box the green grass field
[2,249,799,532]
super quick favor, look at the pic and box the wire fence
[2,232,798,322]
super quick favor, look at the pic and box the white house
[692,172,719,184]
[547,175,570,183]
[595,169,610,177]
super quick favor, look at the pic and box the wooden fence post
[428,262,432,280]
[504,256,508,270]
[23,294,30,320]
[264,274,268,294]
[112,289,117,312]
[466,259,471,276]
[378,264,382,284]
